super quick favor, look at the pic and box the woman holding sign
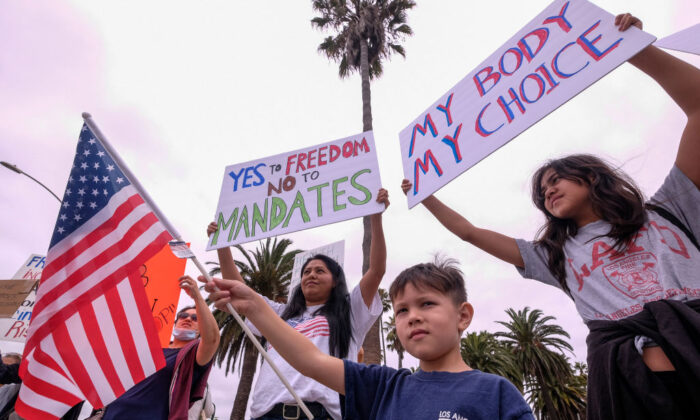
[402,14,700,420]
[207,188,389,420]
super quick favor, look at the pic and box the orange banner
[140,244,188,347]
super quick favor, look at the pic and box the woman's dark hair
[280,254,352,359]
[531,154,646,293]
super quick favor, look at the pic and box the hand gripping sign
[399,0,655,207]
[207,131,384,249]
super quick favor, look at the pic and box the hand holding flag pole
[82,113,315,419]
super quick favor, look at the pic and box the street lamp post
[1,161,62,203]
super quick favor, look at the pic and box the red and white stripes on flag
[16,182,172,418]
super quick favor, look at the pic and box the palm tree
[208,237,302,420]
[383,314,405,369]
[460,331,522,391]
[495,307,575,420]
[311,0,415,364]
[377,287,392,364]
[527,354,587,419]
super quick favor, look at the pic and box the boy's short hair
[389,257,467,305]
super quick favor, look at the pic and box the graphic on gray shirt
[516,166,700,322]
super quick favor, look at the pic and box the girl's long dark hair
[531,154,646,293]
[280,254,352,358]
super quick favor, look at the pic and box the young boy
[206,260,533,420]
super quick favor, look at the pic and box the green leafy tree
[496,307,577,420]
[311,0,415,364]
[460,331,522,391]
[384,314,405,369]
[377,287,392,363]
[208,237,302,420]
[527,355,587,419]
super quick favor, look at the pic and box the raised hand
[376,188,390,210]
[401,179,412,196]
[615,13,642,31]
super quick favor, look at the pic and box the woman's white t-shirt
[247,285,381,420]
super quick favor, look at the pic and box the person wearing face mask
[101,275,219,420]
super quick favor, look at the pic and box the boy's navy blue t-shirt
[343,360,533,420]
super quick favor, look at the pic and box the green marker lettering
[332,176,348,211]
[348,169,372,205]
[252,199,268,235]
[307,182,329,217]
[234,206,250,240]
[283,191,310,227]
[213,209,238,244]
[269,197,287,230]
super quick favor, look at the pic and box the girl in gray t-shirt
[401,13,700,419]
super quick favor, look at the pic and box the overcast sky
[1,0,699,417]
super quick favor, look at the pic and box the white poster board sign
[399,0,655,207]
[289,240,345,293]
[208,131,383,249]
[655,23,700,55]
[0,254,44,343]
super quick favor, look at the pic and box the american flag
[292,316,330,340]
[16,123,172,419]
[267,316,329,351]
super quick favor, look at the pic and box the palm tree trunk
[358,36,381,365]
[360,40,373,132]
[398,350,404,369]
[230,340,259,420]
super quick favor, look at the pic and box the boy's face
[392,283,473,367]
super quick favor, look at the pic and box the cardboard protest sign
[399,0,656,207]
[655,23,700,55]
[208,131,384,249]
[0,280,36,318]
[141,243,188,347]
[289,240,345,293]
[0,254,44,342]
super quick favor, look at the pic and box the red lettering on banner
[285,140,370,175]
[329,145,341,162]
[355,138,370,154]
[542,1,572,33]
[296,152,308,172]
[577,21,622,61]
[285,154,296,176]
[307,149,317,169]
[4,320,28,339]
[318,146,328,166]
[518,28,550,62]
